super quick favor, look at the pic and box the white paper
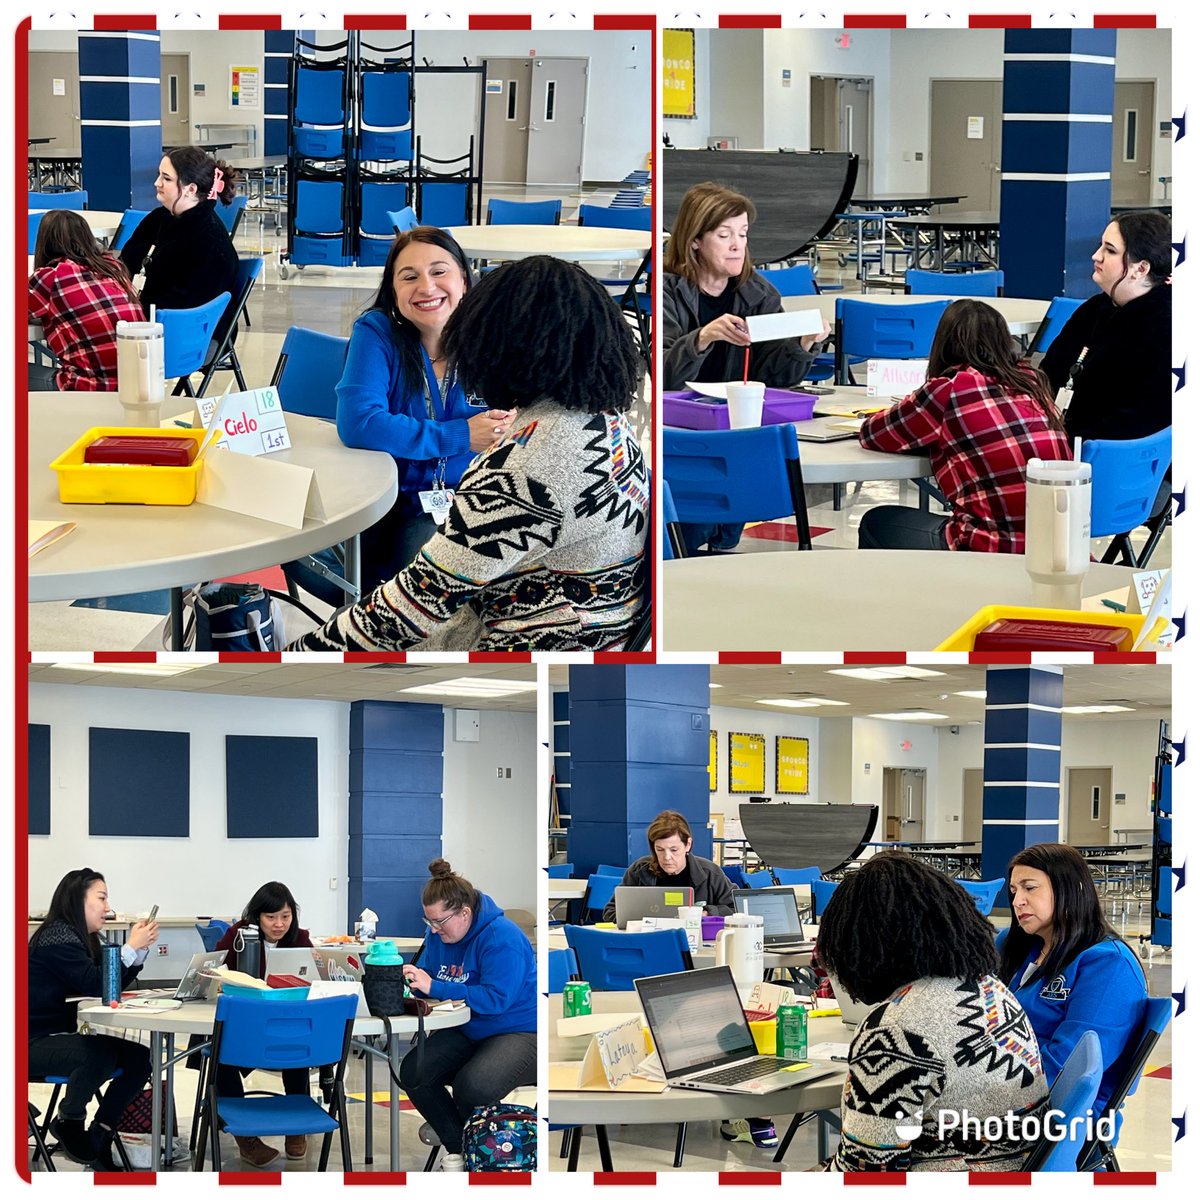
[746,309,824,342]
[307,979,370,1017]
[683,380,733,400]
[808,1041,850,1060]
[197,449,325,529]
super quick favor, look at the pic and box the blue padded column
[567,666,710,878]
[552,690,571,829]
[982,666,1064,900]
[348,701,443,937]
[78,31,162,211]
[999,29,1116,298]
[264,30,292,157]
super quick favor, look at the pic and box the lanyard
[422,353,453,490]
[1067,346,1089,386]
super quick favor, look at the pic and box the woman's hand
[800,320,832,352]
[402,964,432,994]
[127,920,159,951]
[468,409,515,452]
[697,313,751,352]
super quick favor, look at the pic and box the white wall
[848,718,941,831]
[27,685,535,930]
[708,703,821,820]
[709,30,764,148]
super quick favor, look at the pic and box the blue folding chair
[662,478,685,561]
[214,195,249,238]
[563,926,693,991]
[159,292,230,389]
[29,190,88,210]
[548,947,579,994]
[487,197,562,225]
[30,1070,134,1171]
[577,203,651,232]
[195,919,231,951]
[111,208,151,252]
[1022,1031,1103,1170]
[905,268,1004,296]
[744,870,778,889]
[812,879,838,918]
[772,867,822,888]
[1082,429,1172,567]
[1029,295,1086,355]
[548,864,575,879]
[955,877,1004,915]
[835,297,950,384]
[664,424,812,551]
[194,992,358,1172]
[595,865,626,878]
[182,258,264,397]
[387,206,418,233]
[760,264,820,296]
[581,874,620,923]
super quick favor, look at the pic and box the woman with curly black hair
[289,254,649,651]
[816,853,1046,1171]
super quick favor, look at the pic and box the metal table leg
[170,588,185,650]
[389,1028,401,1170]
[364,1046,373,1165]
[150,1031,164,1171]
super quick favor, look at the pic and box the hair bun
[429,859,455,879]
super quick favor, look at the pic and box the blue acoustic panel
[350,701,443,751]
[982,788,1061,823]
[569,664,709,707]
[570,764,710,823]
[226,735,317,839]
[349,836,442,878]
[569,701,709,766]
[29,725,51,836]
[983,707,1063,746]
[553,690,569,720]
[89,727,189,837]
[1001,122,1112,175]
[349,876,427,938]
[349,793,443,837]
[985,668,1064,708]
[349,748,442,794]
[983,747,1062,783]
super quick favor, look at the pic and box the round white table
[550,880,589,901]
[783,292,1049,337]
[664,550,1141,652]
[547,927,814,971]
[82,997,469,1172]
[444,224,652,264]
[31,208,124,241]
[28,393,398,646]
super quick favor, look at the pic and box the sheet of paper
[808,1041,850,1060]
[683,380,732,400]
[197,449,325,529]
[307,979,370,1017]
[29,520,75,557]
[866,358,928,397]
[745,308,824,342]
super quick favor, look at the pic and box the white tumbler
[115,320,166,424]
[1024,458,1092,610]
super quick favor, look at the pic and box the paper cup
[727,381,766,429]
[750,1018,777,1055]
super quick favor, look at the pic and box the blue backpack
[462,1104,537,1172]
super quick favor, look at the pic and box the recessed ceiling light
[46,663,205,677]
[868,711,949,722]
[757,698,851,708]
[954,690,988,699]
[1061,705,1136,715]
[828,667,947,681]
[399,678,538,698]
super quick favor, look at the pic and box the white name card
[866,358,928,398]
[578,1016,647,1089]
[196,387,291,456]
[1127,570,1168,616]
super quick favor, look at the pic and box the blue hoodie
[998,930,1146,1112]
[413,893,536,1042]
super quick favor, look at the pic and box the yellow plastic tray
[936,605,1168,652]
[50,426,208,506]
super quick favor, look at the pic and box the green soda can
[777,1004,808,1061]
[563,980,592,1018]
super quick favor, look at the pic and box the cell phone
[147,905,159,923]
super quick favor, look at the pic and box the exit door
[1067,767,1113,845]
[883,767,926,842]
[930,79,1002,212]
[161,54,190,147]
[1112,81,1155,206]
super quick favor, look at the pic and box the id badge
[1055,386,1073,412]
[419,488,454,524]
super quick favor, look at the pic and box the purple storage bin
[663,390,817,431]
[701,915,725,943]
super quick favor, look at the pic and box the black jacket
[120,200,240,320]
[28,920,143,1040]
[1040,284,1172,443]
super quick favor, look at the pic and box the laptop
[794,418,862,443]
[827,973,878,1028]
[314,946,368,982]
[264,946,323,981]
[614,885,695,930]
[635,966,837,1095]
[732,888,815,952]
[138,951,226,1002]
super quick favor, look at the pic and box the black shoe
[48,1116,96,1165]
[89,1125,123,1172]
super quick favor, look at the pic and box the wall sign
[709,729,718,793]
[663,28,696,119]
[729,731,766,794]
[776,736,810,795]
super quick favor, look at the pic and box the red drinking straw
[743,345,750,385]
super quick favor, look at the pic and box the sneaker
[439,1152,466,1172]
[720,1118,778,1148]
[49,1116,97,1166]
[234,1136,280,1168]
[285,1136,307,1160]
[417,1122,441,1147]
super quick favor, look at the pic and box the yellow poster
[709,729,718,792]
[663,28,696,119]
[729,731,766,794]
[776,736,810,795]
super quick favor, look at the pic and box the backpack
[462,1104,538,1172]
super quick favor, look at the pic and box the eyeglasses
[422,908,464,931]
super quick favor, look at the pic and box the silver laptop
[635,966,836,1095]
[314,946,368,982]
[794,419,861,443]
[614,885,694,930]
[264,946,322,981]
[732,887,815,951]
[171,951,227,1001]
[827,973,877,1028]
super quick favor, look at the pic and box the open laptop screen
[635,966,758,1077]
[733,887,803,936]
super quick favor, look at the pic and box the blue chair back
[159,292,230,379]
[813,879,838,917]
[361,70,411,127]
[215,194,249,236]
[112,208,152,252]
[1030,295,1086,355]
[360,182,408,236]
[295,179,345,234]
[595,864,626,878]
[906,268,1003,296]
[212,993,358,1070]
[772,867,822,888]
[664,425,810,546]
[1088,995,1170,1138]
[195,919,230,951]
[1023,1031,1103,1170]
[548,863,574,879]
[836,298,950,376]
[955,877,1005,915]
[270,326,351,420]
[744,870,776,889]
[487,197,562,226]
[582,873,620,920]
[662,477,683,561]
[29,190,88,210]
[28,211,45,254]
[722,864,749,889]
[563,925,691,991]
[760,264,820,296]
[577,203,652,231]
[1082,429,1172,538]
[419,182,470,227]
[294,61,346,125]
[548,947,579,994]
[387,206,418,233]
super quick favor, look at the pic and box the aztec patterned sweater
[290,399,648,651]
[828,974,1048,1172]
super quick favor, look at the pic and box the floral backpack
[462,1103,538,1172]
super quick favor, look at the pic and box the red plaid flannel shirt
[859,366,1072,553]
[28,257,145,392]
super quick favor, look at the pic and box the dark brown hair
[33,210,140,304]
[664,182,756,287]
[646,811,693,877]
[1110,210,1172,286]
[422,859,481,914]
[163,147,240,208]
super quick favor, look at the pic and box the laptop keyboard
[696,1057,786,1086]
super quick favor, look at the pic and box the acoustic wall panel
[89,728,190,837]
[226,735,319,838]
[29,724,51,836]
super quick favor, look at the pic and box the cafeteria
[25,23,651,653]
[547,663,1172,1172]
[661,26,1173,653]
[25,661,537,1174]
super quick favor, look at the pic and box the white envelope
[307,978,370,1017]
[745,309,824,342]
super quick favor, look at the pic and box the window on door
[506,80,518,121]
[544,80,557,122]
[168,74,179,115]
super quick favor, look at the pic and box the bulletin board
[708,729,718,793]
[226,735,318,838]
[776,736,810,795]
[29,724,51,836]
[663,28,696,119]
[729,731,766,794]
[89,728,190,837]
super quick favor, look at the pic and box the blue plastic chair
[1029,295,1086,355]
[744,870,778,889]
[195,919,231,951]
[28,211,45,254]
[835,296,950,384]
[760,264,820,296]
[906,268,1004,296]
[563,926,693,991]
[548,946,579,994]
[813,879,838,918]
[29,190,88,210]
[31,1070,134,1171]
[582,874,620,923]
[721,864,749,889]
[214,194,249,238]
[419,181,470,227]
[1022,1031,1103,1170]
[1081,429,1172,566]
[111,208,152,252]
[194,992,357,1172]
[387,205,418,233]
[955,877,1005,915]
[772,867,822,888]
[577,203,652,232]
[487,197,562,226]
[182,257,263,398]
[662,478,684,561]
[664,424,812,551]
[595,864,626,878]
[159,292,230,385]
[548,863,575,879]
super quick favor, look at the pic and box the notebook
[731,887,815,951]
[635,966,836,1095]
[614,885,695,930]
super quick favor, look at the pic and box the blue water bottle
[100,942,121,1005]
